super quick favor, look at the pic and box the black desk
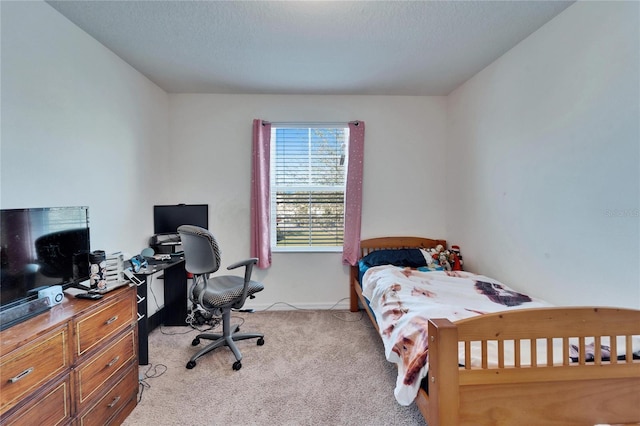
[135,257,188,365]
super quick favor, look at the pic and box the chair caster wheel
[233,361,242,371]
[192,338,200,346]
[186,360,196,369]
[257,337,265,346]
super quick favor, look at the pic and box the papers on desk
[152,254,171,261]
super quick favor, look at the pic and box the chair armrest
[227,258,259,306]
[226,258,259,270]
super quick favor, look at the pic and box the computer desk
[134,257,188,365]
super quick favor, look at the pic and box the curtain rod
[261,120,360,127]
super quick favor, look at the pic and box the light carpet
[121,309,425,425]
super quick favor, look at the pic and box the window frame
[269,123,349,253]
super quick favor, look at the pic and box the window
[270,124,349,251]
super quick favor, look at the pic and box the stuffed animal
[439,252,452,271]
[428,244,463,271]
[429,244,445,262]
[450,245,463,270]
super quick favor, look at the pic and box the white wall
[3,1,637,311]
[446,1,640,308]
[1,1,169,254]
[0,1,448,310]
[167,95,448,309]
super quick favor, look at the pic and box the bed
[349,236,640,426]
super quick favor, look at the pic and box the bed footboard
[426,307,640,426]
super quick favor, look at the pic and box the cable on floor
[252,298,364,322]
[137,363,167,403]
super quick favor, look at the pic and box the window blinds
[271,127,348,248]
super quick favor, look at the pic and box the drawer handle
[105,315,119,325]
[107,356,120,368]
[8,367,34,383]
[107,395,121,408]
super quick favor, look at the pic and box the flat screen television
[153,204,208,234]
[0,206,91,311]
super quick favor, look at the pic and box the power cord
[327,297,364,322]
[137,363,167,403]
[182,307,221,332]
[157,303,245,335]
[147,274,162,314]
[252,297,364,322]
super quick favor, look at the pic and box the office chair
[177,225,264,370]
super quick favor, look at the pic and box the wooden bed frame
[349,236,640,425]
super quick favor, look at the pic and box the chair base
[186,309,264,370]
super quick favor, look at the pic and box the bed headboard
[350,236,448,312]
[358,236,448,257]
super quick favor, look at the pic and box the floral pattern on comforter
[361,266,554,406]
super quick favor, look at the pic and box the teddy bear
[428,244,444,261]
[439,252,452,271]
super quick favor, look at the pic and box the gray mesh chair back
[177,225,264,370]
[179,225,221,275]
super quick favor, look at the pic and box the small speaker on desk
[38,285,64,306]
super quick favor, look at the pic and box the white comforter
[361,266,555,405]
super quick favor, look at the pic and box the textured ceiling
[46,0,574,95]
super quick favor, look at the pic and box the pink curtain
[250,119,272,269]
[342,121,365,266]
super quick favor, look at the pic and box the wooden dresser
[0,285,138,426]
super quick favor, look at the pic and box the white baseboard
[244,300,351,312]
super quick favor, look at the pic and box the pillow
[360,248,428,269]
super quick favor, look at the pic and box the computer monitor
[153,204,208,234]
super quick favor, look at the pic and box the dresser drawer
[104,395,137,426]
[76,327,136,407]
[74,295,135,358]
[78,363,138,426]
[0,325,70,415]
[0,376,72,426]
